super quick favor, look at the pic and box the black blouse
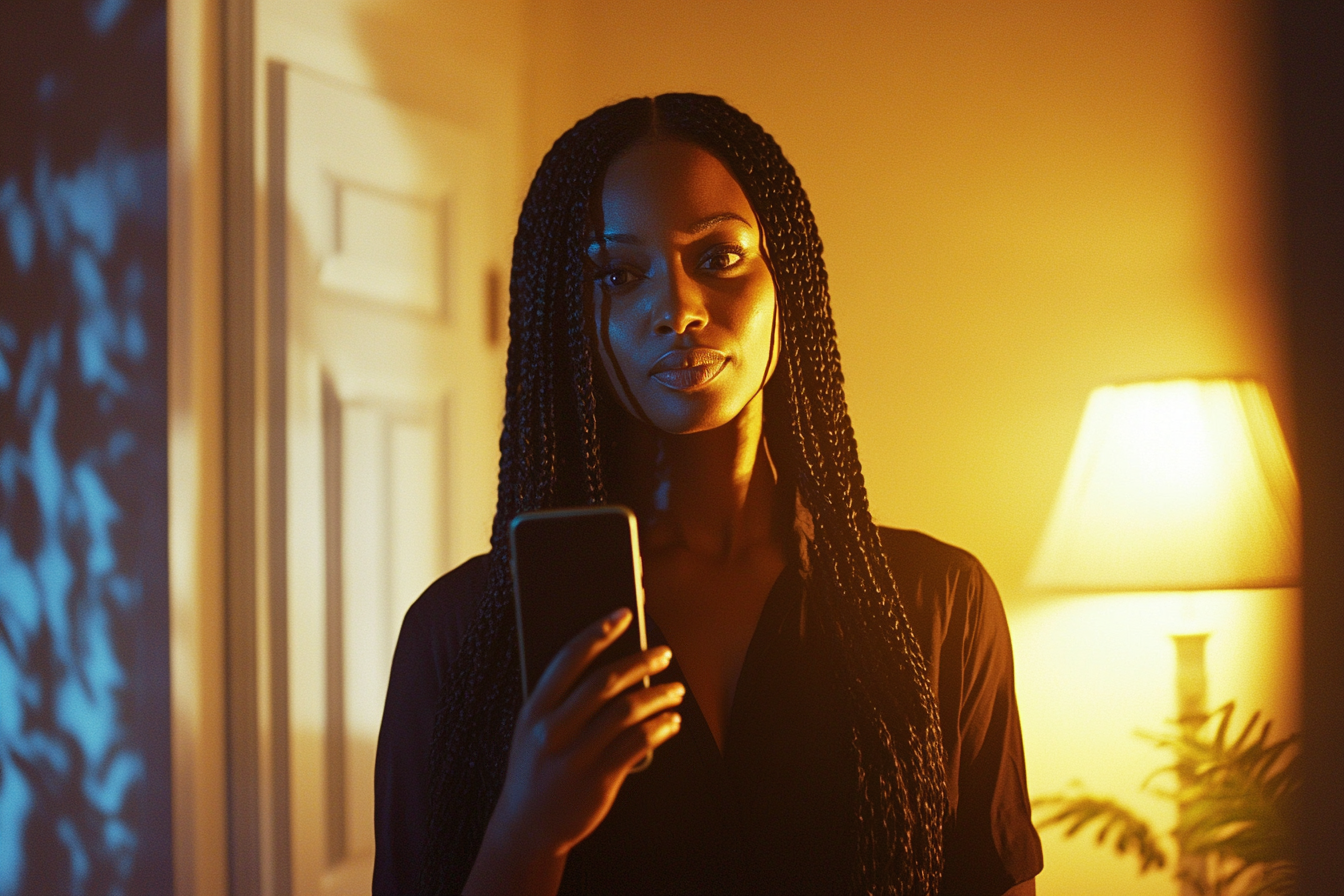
[374,527,1043,895]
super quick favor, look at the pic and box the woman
[374,94,1042,896]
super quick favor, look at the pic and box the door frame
[168,0,231,893]
[169,0,292,891]
[219,0,294,893]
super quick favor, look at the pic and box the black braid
[419,95,947,895]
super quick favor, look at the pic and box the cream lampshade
[1027,378,1300,594]
[1027,377,1301,896]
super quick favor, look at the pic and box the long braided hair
[419,94,947,894]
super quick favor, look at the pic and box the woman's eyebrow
[595,233,642,246]
[596,212,753,245]
[685,212,752,235]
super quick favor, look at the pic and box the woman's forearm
[461,814,568,896]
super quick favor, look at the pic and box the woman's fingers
[576,681,685,760]
[527,608,632,715]
[604,710,683,772]
[546,646,673,743]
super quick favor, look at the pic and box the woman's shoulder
[375,553,491,896]
[405,552,491,622]
[394,552,492,681]
[873,525,984,573]
[871,525,1007,658]
[873,525,996,599]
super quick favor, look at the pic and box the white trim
[168,0,228,892]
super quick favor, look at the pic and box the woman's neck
[613,392,783,560]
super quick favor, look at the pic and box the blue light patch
[84,0,131,36]
[0,180,36,276]
[3,3,166,889]
[2,70,162,896]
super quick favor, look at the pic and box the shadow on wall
[0,1,170,893]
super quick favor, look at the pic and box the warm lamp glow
[1027,378,1300,593]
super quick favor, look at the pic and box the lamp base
[1173,632,1210,725]
[1172,632,1210,896]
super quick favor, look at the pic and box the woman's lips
[649,348,729,391]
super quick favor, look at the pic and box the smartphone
[508,505,650,703]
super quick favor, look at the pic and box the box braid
[419,94,947,895]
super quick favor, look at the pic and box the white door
[275,64,504,895]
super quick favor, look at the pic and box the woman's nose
[653,267,708,335]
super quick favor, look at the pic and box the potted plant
[1032,702,1298,896]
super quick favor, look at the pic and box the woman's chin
[644,410,732,436]
[638,391,756,436]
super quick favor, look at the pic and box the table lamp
[1026,377,1300,893]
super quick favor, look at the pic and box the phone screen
[509,506,648,701]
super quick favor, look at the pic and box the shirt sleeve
[940,558,1043,894]
[877,528,1044,895]
[373,556,488,896]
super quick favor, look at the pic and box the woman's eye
[703,249,745,271]
[596,268,636,289]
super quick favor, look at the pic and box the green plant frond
[1032,793,1168,874]
[1213,702,1238,748]
[1173,796,1290,855]
[1145,711,1298,794]
[1139,762,1191,797]
[1176,819,1253,855]
[1050,701,1300,890]
[1173,865,1212,894]
[1216,829,1294,866]
[1196,855,1297,896]
[1254,742,1300,788]
[1228,708,1265,754]
[1263,756,1301,801]
[1094,811,1122,843]
[1215,856,1262,892]
[1240,860,1296,896]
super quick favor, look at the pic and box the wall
[521,2,1294,893]
[0,1,171,893]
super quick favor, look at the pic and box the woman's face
[588,140,779,435]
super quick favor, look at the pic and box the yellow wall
[521,2,1294,893]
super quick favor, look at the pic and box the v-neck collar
[644,558,805,762]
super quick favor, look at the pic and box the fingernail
[607,607,630,626]
[656,646,672,666]
[671,683,686,699]
[669,713,682,729]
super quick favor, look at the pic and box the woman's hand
[463,608,685,896]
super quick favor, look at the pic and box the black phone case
[508,506,649,701]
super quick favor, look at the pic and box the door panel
[276,64,503,896]
[319,180,449,315]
